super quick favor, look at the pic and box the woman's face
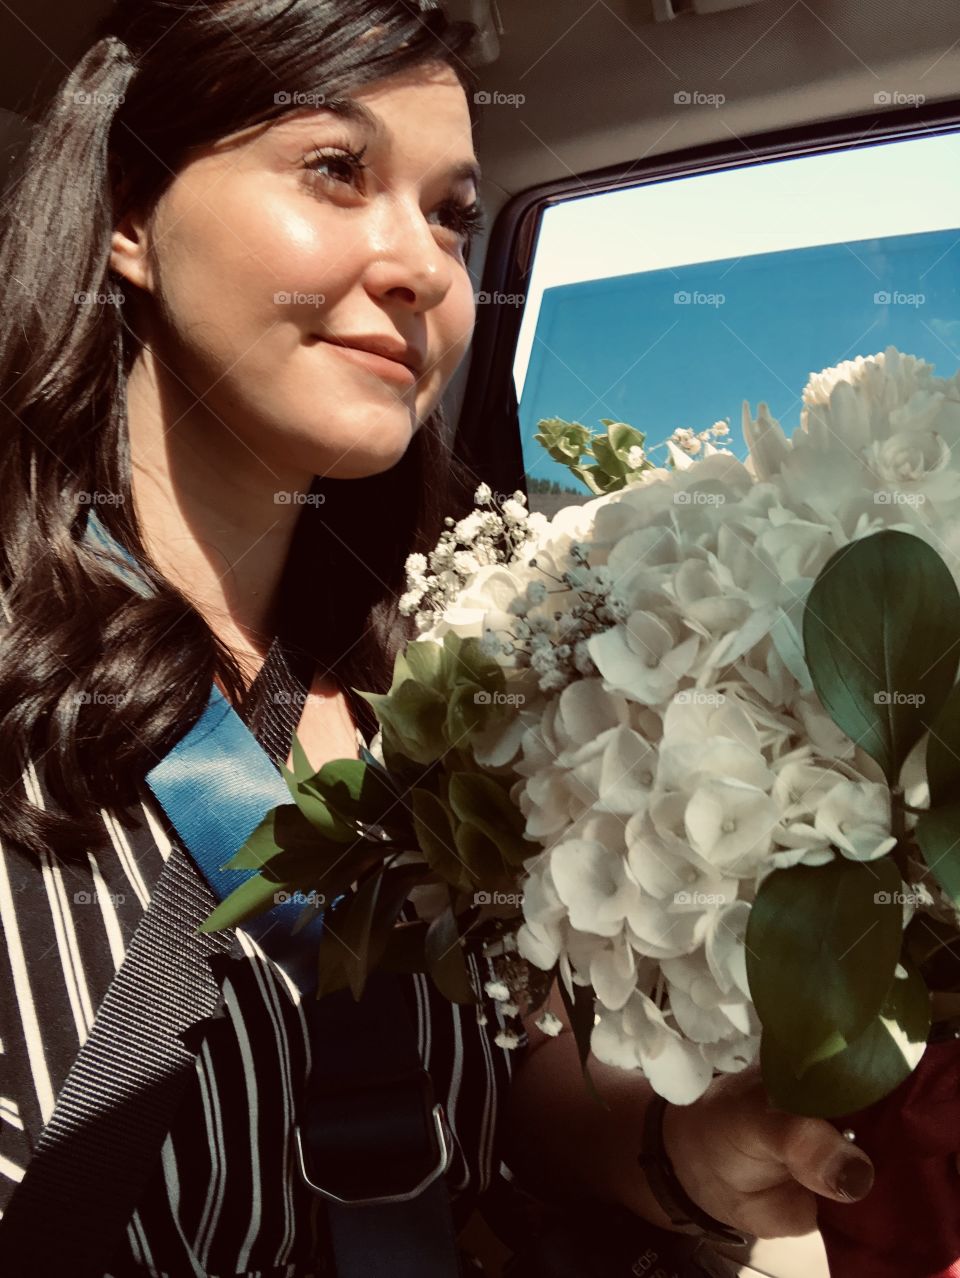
[111,60,479,481]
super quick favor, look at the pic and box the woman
[0,1,877,1274]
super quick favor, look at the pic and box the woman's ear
[110,209,154,293]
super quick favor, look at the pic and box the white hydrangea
[399,348,960,1104]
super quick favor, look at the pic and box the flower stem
[890,786,911,879]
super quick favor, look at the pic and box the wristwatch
[637,1093,750,1248]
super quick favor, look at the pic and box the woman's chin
[313,434,418,480]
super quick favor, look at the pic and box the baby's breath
[400,486,540,632]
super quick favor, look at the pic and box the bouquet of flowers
[202,346,960,1135]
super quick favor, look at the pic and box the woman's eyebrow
[318,95,482,188]
[446,159,483,189]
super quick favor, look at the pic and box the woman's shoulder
[0,765,173,1215]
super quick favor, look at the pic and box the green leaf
[443,634,506,693]
[803,530,960,785]
[277,733,357,842]
[336,864,427,1001]
[304,756,410,840]
[223,807,289,870]
[915,799,960,909]
[444,683,487,747]
[305,758,367,819]
[454,821,515,896]
[228,803,350,871]
[411,786,473,892]
[606,421,646,467]
[357,747,411,796]
[275,799,357,861]
[386,681,450,763]
[275,731,313,802]
[399,639,445,689]
[198,871,290,934]
[263,837,388,897]
[557,977,609,1111]
[569,462,615,495]
[272,802,333,848]
[424,905,478,1004]
[761,959,930,1117]
[591,433,629,480]
[447,772,535,868]
[352,687,392,732]
[358,730,432,797]
[923,682,960,804]
[289,729,315,784]
[532,417,591,465]
[280,757,358,844]
[295,788,358,842]
[745,856,903,1072]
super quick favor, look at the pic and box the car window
[514,130,960,513]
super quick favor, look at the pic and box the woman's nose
[362,201,455,313]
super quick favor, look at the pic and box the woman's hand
[662,1062,876,1239]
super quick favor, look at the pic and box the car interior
[1,1,958,1275]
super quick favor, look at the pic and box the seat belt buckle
[294,1065,452,1207]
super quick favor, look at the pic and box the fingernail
[828,1155,875,1201]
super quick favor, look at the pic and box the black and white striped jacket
[0,669,528,1276]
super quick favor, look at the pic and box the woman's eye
[303,145,368,190]
[300,147,485,252]
[432,199,486,245]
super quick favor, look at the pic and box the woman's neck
[124,344,315,670]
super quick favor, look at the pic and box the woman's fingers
[664,1065,876,1240]
[709,1069,876,1205]
[759,1110,875,1204]
[731,1180,820,1239]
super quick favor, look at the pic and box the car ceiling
[4,0,957,219]
[2,0,957,457]
[471,0,959,197]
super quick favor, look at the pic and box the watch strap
[637,1092,750,1248]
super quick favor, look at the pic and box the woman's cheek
[442,282,477,365]
[218,188,346,307]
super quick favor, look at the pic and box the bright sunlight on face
[111,60,480,482]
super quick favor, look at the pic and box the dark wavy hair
[0,0,484,861]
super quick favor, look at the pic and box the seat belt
[95,502,466,1273]
[144,681,465,1278]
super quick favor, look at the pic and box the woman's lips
[323,340,418,387]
